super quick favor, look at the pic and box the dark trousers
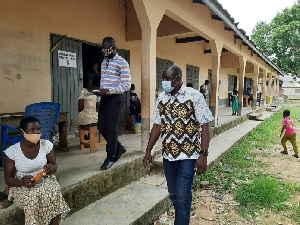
[163,158,196,225]
[98,94,124,161]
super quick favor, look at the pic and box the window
[186,64,200,89]
[156,58,173,91]
[295,89,300,93]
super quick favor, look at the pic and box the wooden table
[0,112,69,151]
[243,96,249,107]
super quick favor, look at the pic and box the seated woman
[4,116,70,225]
[71,81,98,137]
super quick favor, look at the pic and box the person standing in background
[93,37,131,170]
[200,80,209,102]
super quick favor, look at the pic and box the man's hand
[195,155,207,175]
[143,152,153,172]
[92,89,109,96]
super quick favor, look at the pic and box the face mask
[162,76,178,93]
[21,129,41,144]
[102,47,114,57]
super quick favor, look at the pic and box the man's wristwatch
[199,150,208,156]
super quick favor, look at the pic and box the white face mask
[162,76,178,93]
[21,129,41,144]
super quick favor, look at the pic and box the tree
[251,0,300,77]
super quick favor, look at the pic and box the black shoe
[100,159,114,170]
[114,146,127,162]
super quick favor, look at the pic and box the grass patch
[194,106,300,222]
[234,175,289,216]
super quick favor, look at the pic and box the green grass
[234,175,290,216]
[194,105,300,222]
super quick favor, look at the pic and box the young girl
[280,110,299,158]
[231,90,238,115]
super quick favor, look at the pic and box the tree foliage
[251,0,300,77]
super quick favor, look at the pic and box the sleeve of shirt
[110,60,131,94]
[4,144,16,161]
[151,98,162,125]
[193,92,214,125]
[41,140,54,155]
[282,118,287,126]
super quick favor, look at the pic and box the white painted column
[237,56,246,116]
[268,72,272,104]
[262,70,267,106]
[252,64,259,110]
[132,0,164,150]
[209,40,222,127]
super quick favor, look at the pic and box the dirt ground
[155,117,300,225]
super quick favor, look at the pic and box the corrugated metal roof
[200,0,284,75]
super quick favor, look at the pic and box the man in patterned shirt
[93,37,131,170]
[144,65,214,225]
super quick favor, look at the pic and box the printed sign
[58,50,77,68]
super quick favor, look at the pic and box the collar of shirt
[105,53,119,62]
[164,83,186,98]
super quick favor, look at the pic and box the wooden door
[117,49,130,128]
[51,34,83,133]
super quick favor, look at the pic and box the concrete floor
[0,104,261,191]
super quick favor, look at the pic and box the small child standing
[280,109,299,158]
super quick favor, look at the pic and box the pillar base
[141,118,150,152]
[252,99,257,110]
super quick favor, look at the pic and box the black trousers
[98,94,124,161]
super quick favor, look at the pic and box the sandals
[293,154,299,158]
[280,151,288,155]
[0,198,13,209]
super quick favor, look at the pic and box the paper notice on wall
[58,50,77,68]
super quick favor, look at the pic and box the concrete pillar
[262,69,267,106]
[237,56,246,116]
[209,40,222,127]
[140,27,157,150]
[252,64,259,110]
[132,0,165,150]
[268,72,272,104]
[276,77,279,98]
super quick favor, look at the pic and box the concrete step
[249,113,262,120]
[0,150,164,225]
[62,173,171,225]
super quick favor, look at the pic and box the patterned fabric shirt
[100,53,131,94]
[152,84,214,161]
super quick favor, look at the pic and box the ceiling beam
[212,14,222,21]
[234,34,242,40]
[193,0,205,4]
[224,26,233,32]
[176,36,209,44]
